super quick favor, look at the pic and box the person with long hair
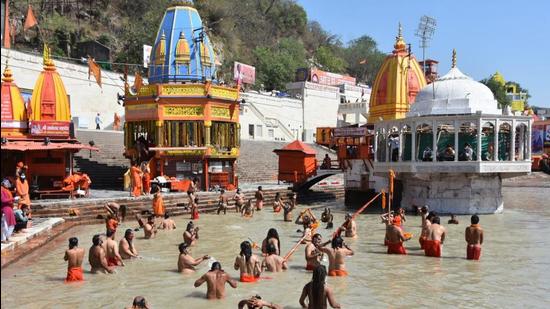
[261,228,281,256]
[119,229,139,259]
[319,236,354,277]
[273,192,283,213]
[234,241,261,282]
[299,265,341,308]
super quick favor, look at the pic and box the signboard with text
[29,121,71,136]
[333,127,368,137]
[233,62,256,84]
[310,68,356,86]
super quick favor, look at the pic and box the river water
[2,186,549,308]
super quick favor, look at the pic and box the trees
[480,77,511,108]
[343,36,385,85]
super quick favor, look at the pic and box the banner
[310,68,356,86]
[545,125,550,147]
[233,62,255,84]
[333,127,368,137]
[29,121,70,136]
[143,45,152,68]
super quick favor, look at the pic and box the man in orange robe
[152,192,165,217]
[130,162,143,197]
[15,174,31,209]
[142,163,151,195]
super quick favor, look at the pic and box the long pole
[351,191,382,220]
[283,233,309,261]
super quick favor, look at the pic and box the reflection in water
[2,187,550,308]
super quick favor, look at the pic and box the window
[256,125,263,137]
[211,122,239,150]
[249,124,254,138]
[163,121,205,147]
[268,129,274,138]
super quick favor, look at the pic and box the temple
[123,4,240,191]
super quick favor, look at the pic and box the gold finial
[452,49,457,68]
[393,22,406,52]
[397,22,402,39]
[43,43,55,68]
[161,30,166,40]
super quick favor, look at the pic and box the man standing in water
[305,233,324,271]
[88,234,114,274]
[136,215,157,239]
[319,236,353,277]
[119,229,139,259]
[217,189,228,215]
[261,244,287,272]
[241,199,254,217]
[419,207,433,249]
[105,230,125,266]
[386,220,407,255]
[64,237,85,282]
[194,261,237,299]
[184,221,199,246]
[299,265,341,309]
[465,215,483,260]
[234,241,262,282]
[234,189,245,213]
[424,216,446,257]
[161,213,177,230]
[339,213,357,238]
[177,243,210,274]
[255,186,264,210]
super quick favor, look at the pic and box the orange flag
[133,71,143,93]
[3,0,10,48]
[88,57,102,88]
[381,190,386,209]
[24,4,37,31]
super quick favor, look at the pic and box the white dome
[409,67,501,116]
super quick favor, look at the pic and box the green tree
[505,81,531,105]
[480,77,511,108]
[314,46,347,73]
[343,35,385,85]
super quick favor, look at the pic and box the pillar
[398,125,403,162]
[373,132,378,162]
[511,119,516,161]
[527,120,532,160]
[432,120,437,162]
[519,124,525,161]
[411,122,416,162]
[476,118,482,162]
[155,120,163,146]
[203,160,209,191]
[494,119,499,161]
[453,120,460,162]
[204,120,212,146]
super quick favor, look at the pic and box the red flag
[24,4,38,31]
[3,0,10,48]
[88,57,102,88]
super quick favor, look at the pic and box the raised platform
[1,217,65,253]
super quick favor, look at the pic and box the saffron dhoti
[387,241,407,255]
[65,267,84,282]
[424,240,441,257]
[328,269,348,277]
[467,244,481,260]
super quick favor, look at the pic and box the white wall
[1,48,139,130]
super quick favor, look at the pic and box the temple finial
[397,22,402,39]
[452,49,457,68]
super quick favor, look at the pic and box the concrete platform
[1,218,65,253]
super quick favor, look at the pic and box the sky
[298,0,550,107]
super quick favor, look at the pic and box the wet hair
[471,214,479,224]
[125,229,133,238]
[331,236,344,249]
[220,189,225,194]
[236,188,241,193]
[258,186,262,190]
[432,216,441,225]
[311,265,327,309]
[92,234,101,246]
[106,229,115,238]
[125,229,134,251]
[266,243,277,255]
[427,211,437,221]
[20,204,29,210]
[266,228,280,254]
[211,261,221,271]
[164,213,170,219]
[275,192,280,199]
[312,233,322,241]
[179,242,189,254]
[69,237,78,249]
[186,221,194,231]
[132,296,148,308]
[240,241,252,262]
[147,215,154,222]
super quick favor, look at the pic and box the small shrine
[274,140,318,184]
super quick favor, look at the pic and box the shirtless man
[448,214,459,225]
[177,243,210,274]
[64,237,85,282]
[424,216,446,257]
[217,189,228,215]
[161,213,176,230]
[234,241,262,282]
[419,207,433,250]
[299,265,341,309]
[234,189,245,213]
[305,233,324,271]
[321,208,334,229]
[340,213,357,238]
[183,221,199,246]
[261,244,287,272]
[238,295,282,309]
[119,229,139,259]
[386,220,407,255]
[143,215,157,239]
[261,228,281,256]
[319,236,353,277]
[255,186,264,210]
[126,296,149,309]
[241,199,254,218]
[465,215,483,260]
[273,193,283,213]
[194,262,237,300]
[105,230,125,266]
[88,234,114,274]
[190,197,200,220]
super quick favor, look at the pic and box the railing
[244,101,295,140]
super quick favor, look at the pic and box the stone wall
[400,173,503,214]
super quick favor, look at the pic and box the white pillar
[527,120,532,160]
[454,119,459,162]
[494,119,499,161]
[374,132,378,162]
[432,120,437,162]
[477,118,483,162]
[519,124,525,161]
[411,122,416,162]
[511,119,516,161]
[398,125,403,162]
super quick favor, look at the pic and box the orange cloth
[328,269,348,277]
[419,236,426,250]
[143,172,151,194]
[467,244,481,260]
[15,178,31,207]
[77,174,91,190]
[106,218,118,233]
[255,200,263,210]
[192,209,199,220]
[240,274,259,283]
[107,257,119,267]
[387,241,407,255]
[65,266,84,282]
[305,263,316,271]
[130,166,142,197]
[424,240,441,257]
[62,175,77,192]
[273,206,281,213]
[153,195,165,216]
